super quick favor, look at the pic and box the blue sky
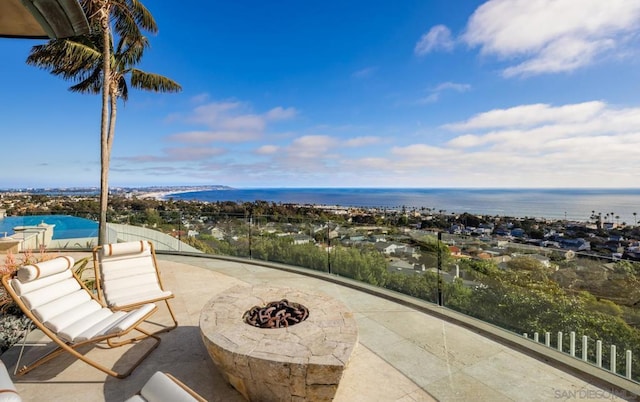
[2,0,640,189]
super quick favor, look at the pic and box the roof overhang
[0,0,90,39]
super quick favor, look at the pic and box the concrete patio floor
[0,252,635,401]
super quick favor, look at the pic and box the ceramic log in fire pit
[243,299,309,328]
[199,285,358,402]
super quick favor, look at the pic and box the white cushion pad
[32,290,91,323]
[140,372,200,402]
[107,290,173,308]
[11,270,72,296]
[0,361,21,402]
[19,278,80,310]
[44,300,102,333]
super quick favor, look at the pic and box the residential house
[292,234,314,245]
[209,227,225,240]
[449,245,462,257]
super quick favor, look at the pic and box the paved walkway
[0,253,634,401]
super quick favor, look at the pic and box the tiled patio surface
[0,252,634,401]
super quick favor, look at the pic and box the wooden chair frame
[1,268,160,379]
[92,241,178,338]
[162,373,207,402]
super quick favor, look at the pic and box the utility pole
[437,231,443,306]
[248,213,252,259]
[327,221,331,274]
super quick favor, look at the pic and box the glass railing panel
[438,232,640,382]
[3,203,640,383]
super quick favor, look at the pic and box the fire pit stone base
[200,285,358,402]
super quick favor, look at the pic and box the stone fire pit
[199,285,358,401]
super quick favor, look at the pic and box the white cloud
[417,81,471,104]
[443,101,606,131]
[117,146,225,162]
[149,98,640,188]
[265,106,297,121]
[415,25,454,56]
[324,100,640,187]
[502,36,614,77]
[352,67,378,79]
[462,0,640,77]
[220,114,265,131]
[416,93,440,104]
[255,145,279,155]
[167,130,262,143]
[433,82,471,92]
[187,102,244,127]
[345,157,389,169]
[163,147,226,161]
[289,135,337,156]
[392,144,457,160]
[344,136,381,147]
[190,93,210,104]
[437,102,640,179]
[168,101,296,145]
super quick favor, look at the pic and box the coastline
[5,186,639,225]
[137,191,188,200]
[133,185,233,201]
[162,187,640,224]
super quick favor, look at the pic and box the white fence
[523,331,633,380]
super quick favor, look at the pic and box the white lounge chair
[93,241,178,336]
[0,360,21,402]
[1,256,160,379]
[125,372,206,402]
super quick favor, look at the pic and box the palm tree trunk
[98,2,111,245]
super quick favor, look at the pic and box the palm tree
[26,0,181,243]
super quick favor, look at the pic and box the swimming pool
[0,215,98,240]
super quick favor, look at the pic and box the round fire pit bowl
[243,299,309,328]
[200,285,358,402]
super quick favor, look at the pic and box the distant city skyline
[2,0,640,189]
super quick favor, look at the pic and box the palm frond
[69,67,103,94]
[110,1,156,40]
[127,0,157,33]
[27,38,102,79]
[26,0,179,99]
[117,36,148,66]
[130,69,182,93]
[117,75,129,101]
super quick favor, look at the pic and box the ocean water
[0,215,98,239]
[168,188,640,223]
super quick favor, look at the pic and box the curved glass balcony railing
[2,209,640,386]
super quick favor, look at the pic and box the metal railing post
[570,331,576,357]
[611,345,617,374]
[557,331,563,352]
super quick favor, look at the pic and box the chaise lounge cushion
[10,257,156,343]
[125,372,202,402]
[97,242,172,308]
[0,360,21,402]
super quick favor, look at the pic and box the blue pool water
[0,215,98,240]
